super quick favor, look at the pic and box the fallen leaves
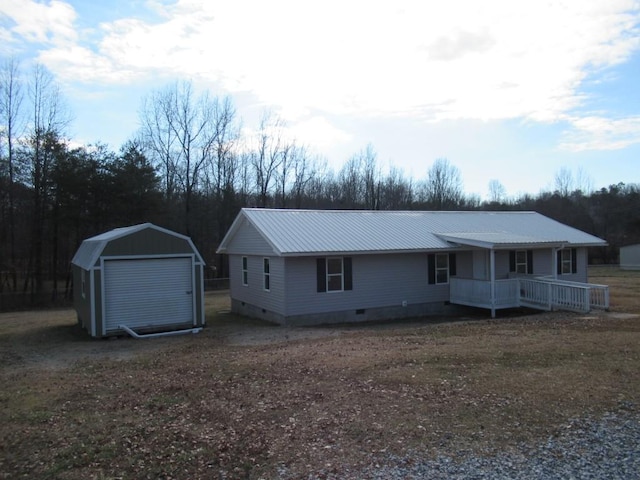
[2,302,640,479]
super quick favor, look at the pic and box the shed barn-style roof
[217,209,607,256]
[72,223,204,270]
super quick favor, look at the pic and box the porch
[450,277,610,317]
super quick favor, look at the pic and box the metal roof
[217,209,607,256]
[72,223,204,270]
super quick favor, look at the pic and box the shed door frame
[100,254,196,336]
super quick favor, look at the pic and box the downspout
[119,324,203,339]
[490,248,496,318]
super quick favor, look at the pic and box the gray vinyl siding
[229,254,285,315]
[558,247,588,283]
[284,253,450,316]
[532,249,553,276]
[223,219,277,256]
[455,251,473,278]
[494,251,511,279]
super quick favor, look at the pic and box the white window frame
[326,257,344,292]
[515,250,528,274]
[560,249,573,275]
[435,253,449,285]
[241,256,248,286]
[263,257,270,291]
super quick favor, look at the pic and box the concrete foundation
[231,298,473,326]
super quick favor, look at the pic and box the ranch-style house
[216,209,609,325]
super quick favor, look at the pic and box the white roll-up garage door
[104,257,194,333]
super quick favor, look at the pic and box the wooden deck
[450,277,609,316]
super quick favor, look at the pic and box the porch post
[490,249,496,318]
[552,247,558,279]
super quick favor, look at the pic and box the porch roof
[435,232,567,249]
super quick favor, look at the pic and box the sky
[1,0,640,200]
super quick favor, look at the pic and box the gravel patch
[297,405,640,480]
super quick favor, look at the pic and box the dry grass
[1,269,639,479]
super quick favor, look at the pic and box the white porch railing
[450,277,609,314]
[522,277,610,312]
[450,278,520,309]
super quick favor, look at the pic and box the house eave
[277,247,463,257]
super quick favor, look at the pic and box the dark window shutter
[316,258,326,292]
[527,250,533,274]
[449,253,457,277]
[344,257,353,291]
[509,251,516,272]
[428,254,435,284]
[571,248,577,274]
[557,250,562,275]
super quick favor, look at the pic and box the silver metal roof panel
[218,209,606,256]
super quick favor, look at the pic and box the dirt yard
[1,268,639,479]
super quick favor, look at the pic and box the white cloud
[0,0,77,46]
[559,115,640,151]
[286,116,352,149]
[4,0,640,152]
[56,1,640,119]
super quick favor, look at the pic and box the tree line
[1,59,638,308]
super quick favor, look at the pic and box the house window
[81,270,86,299]
[428,253,455,285]
[316,257,353,293]
[515,250,527,274]
[509,250,533,275]
[263,258,270,291]
[327,257,344,292]
[435,253,449,284]
[242,256,248,286]
[558,248,577,275]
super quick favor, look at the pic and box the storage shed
[72,223,205,338]
[620,244,640,270]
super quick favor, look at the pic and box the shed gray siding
[72,266,91,331]
[100,228,195,261]
[621,244,640,270]
[72,224,205,337]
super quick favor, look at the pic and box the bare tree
[554,167,573,197]
[251,111,284,208]
[290,147,320,209]
[0,57,24,290]
[207,96,240,241]
[575,167,594,195]
[360,144,380,210]
[421,158,463,210]
[139,89,180,200]
[380,167,413,210]
[274,141,294,208]
[140,81,230,234]
[26,63,70,294]
[487,179,507,204]
[338,155,363,208]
